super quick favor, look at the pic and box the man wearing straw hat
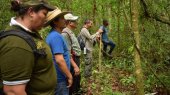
[45,8,72,95]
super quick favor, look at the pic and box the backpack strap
[62,31,73,45]
[62,31,78,56]
[0,30,46,62]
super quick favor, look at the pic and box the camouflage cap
[21,0,55,11]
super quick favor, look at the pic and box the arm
[70,57,80,76]
[82,28,102,41]
[4,84,27,95]
[55,54,73,87]
[62,31,80,76]
[96,28,103,40]
[82,28,97,41]
[1,36,34,95]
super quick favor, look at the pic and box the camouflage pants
[84,50,93,78]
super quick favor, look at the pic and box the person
[62,13,81,95]
[98,19,116,56]
[45,8,73,95]
[79,19,101,78]
[0,0,57,95]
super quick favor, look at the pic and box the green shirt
[0,26,57,95]
[62,27,81,56]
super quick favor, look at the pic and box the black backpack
[77,34,85,50]
[0,30,47,62]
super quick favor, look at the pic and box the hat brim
[44,11,69,27]
[69,16,79,21]
[22,1,55,11]
[43,3,56,11]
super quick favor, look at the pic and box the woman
[0,0,56,95]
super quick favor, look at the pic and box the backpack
[0,30,47,62]
[77,34,85,50]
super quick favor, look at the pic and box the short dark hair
[49,17,60,27]
[103,19,108,24]
[84,19,91,25]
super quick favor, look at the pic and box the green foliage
[0,0,14,30]
[120,76,135,86]
[1,0,170,94]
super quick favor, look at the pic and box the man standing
[45,8,72,95]
[62,13,81,95]
[98,19,116,56]
[79,19,101,78]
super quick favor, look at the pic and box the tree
[131,0,144,94]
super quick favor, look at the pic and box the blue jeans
[103,40,115,54]
[55,81,69,95]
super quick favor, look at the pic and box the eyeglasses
[70,20,77,24]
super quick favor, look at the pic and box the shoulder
[100,26,104,29]
[62,27,69,32]
[81,28,88,32]
[0,35,32,52]
[62,27,72,34]
[61,29,68,36]
[47,30,63,39]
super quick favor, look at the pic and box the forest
[0,0,170,95]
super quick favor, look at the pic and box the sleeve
[48,35,64,54]
[0,36,34,85]
[81,28,98,41]
[99,26,103,30]
[81,28,93,40]
[61,32,71,52]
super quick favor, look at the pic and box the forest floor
[79,49,170,95]
[80,52,137,95]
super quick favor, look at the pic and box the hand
[74,66,80,76]
[67,76,73,88]
[96,35,101,42]
[98,29,103,33]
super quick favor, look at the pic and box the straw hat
[44,7,69,26]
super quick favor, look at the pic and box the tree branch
[140,0,170,25]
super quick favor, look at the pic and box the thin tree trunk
[117,0,121,52]
[92,0,97,26]
[131,0,144,95]
[108,3,112,33]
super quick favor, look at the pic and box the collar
[10,17,32,33]
[65,27,73,33]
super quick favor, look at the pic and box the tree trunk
[108,3,112,33]
[131,0,145,95]
[117,0,121,52]
[92,0,97,26]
